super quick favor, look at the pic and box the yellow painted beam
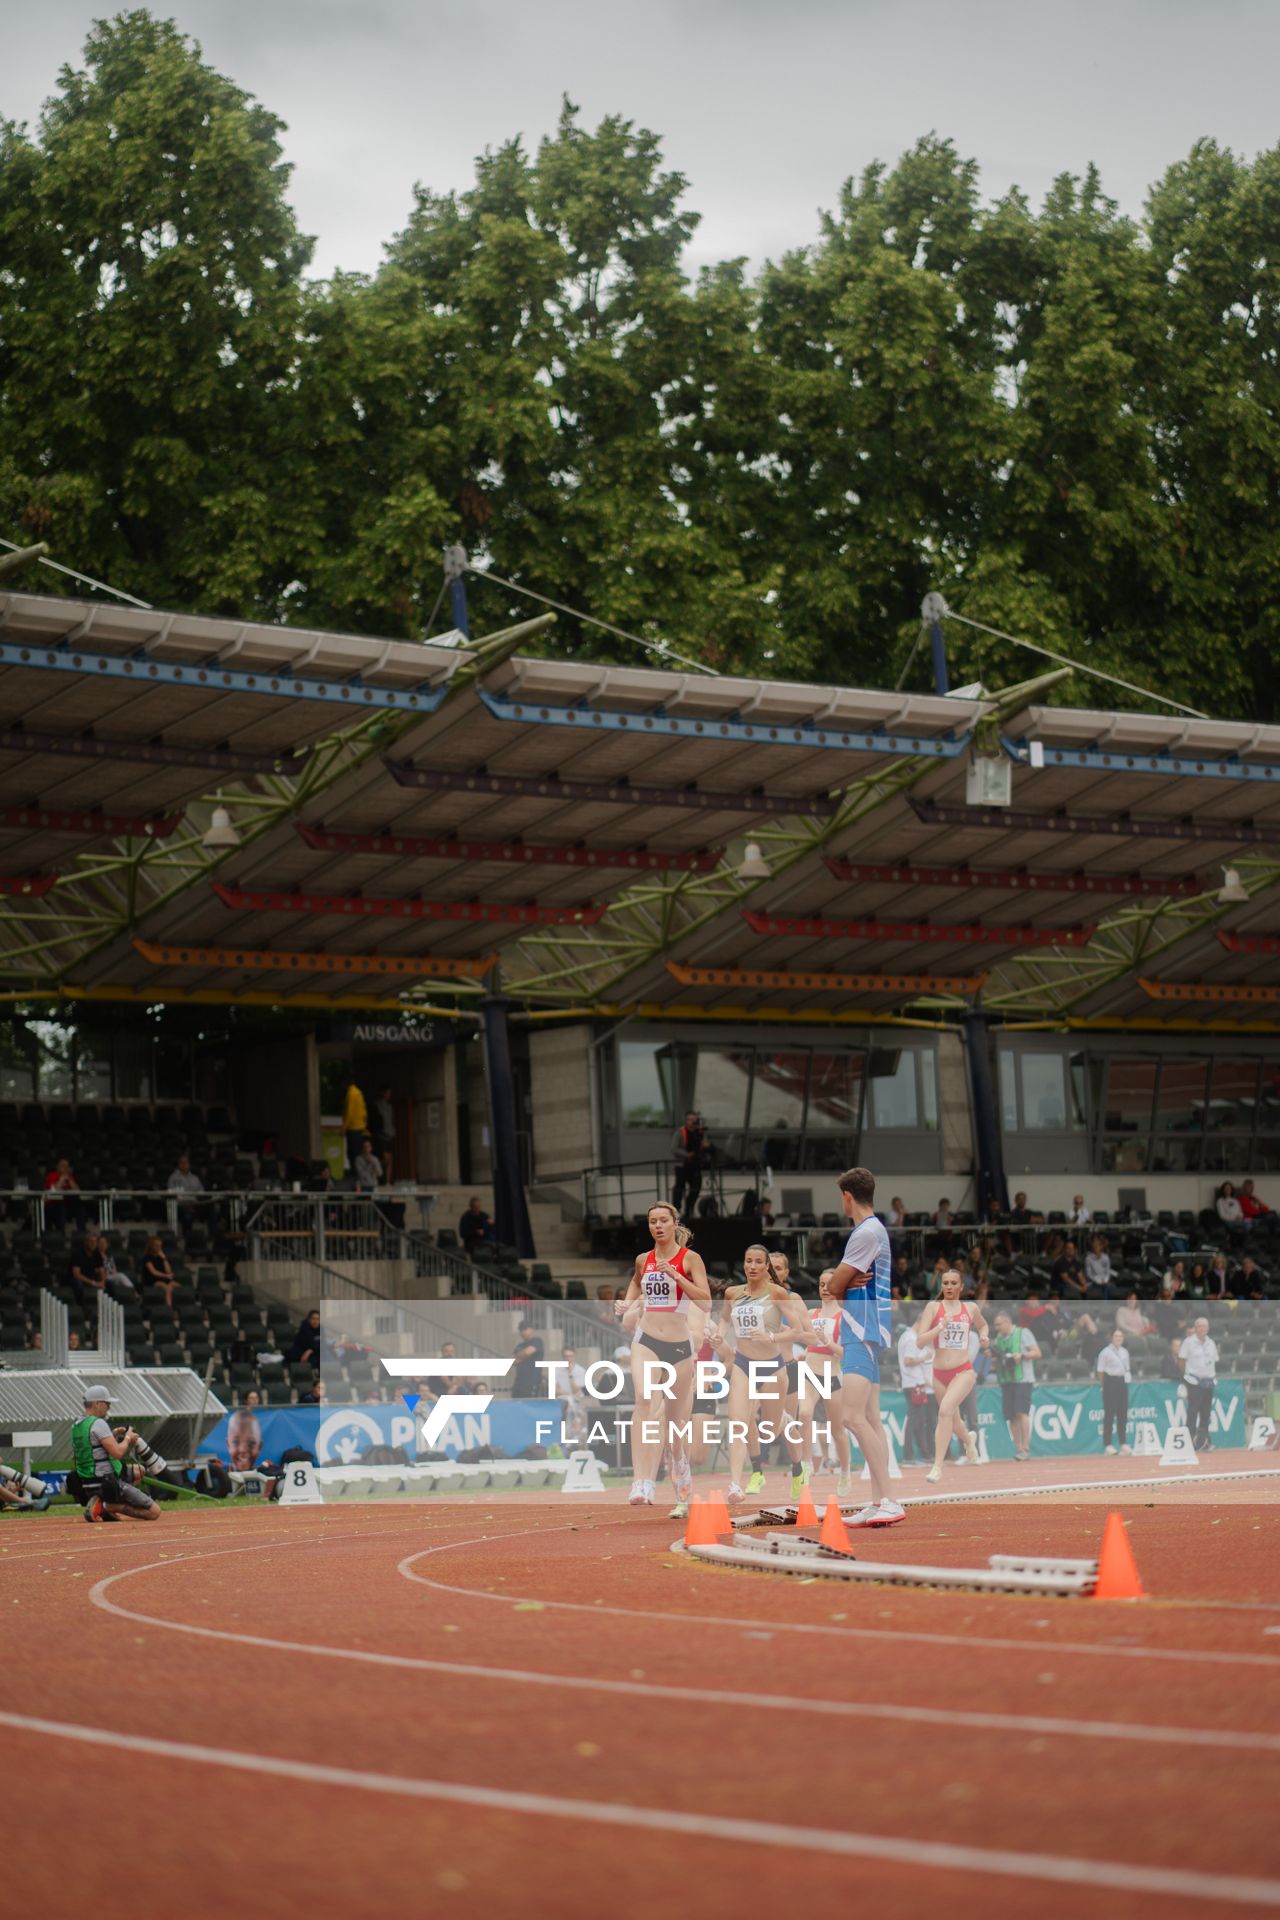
[665,961,986,995]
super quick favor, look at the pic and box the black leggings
[1101,1373,1129,1448]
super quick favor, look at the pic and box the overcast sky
[5,0,1280,279]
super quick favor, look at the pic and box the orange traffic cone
[819,1498,851,1553]
[1093,1512,1144,1600]
[795,1483,818,1528]
[706,1489,731,1537]
[684,1496,718,1548]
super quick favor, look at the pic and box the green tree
[0,10,312,612]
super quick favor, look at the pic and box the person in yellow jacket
[342,1075,368,1170]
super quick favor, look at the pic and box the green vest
[71,1415,121,1480]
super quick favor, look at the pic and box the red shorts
[934,1364,974,1390]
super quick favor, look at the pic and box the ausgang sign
[337,1021,435,1046]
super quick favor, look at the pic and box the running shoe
[1104,1444,1117,1456]
[925,1465,942,1484]
[1119,1444,1132,1455]
[835,1471,855,1499]
[628,1481,649,1507]
[745,1470,766,1494]
[726,1482,746,1506]
[789,1462,809,1499]
[863,1499,906,1527]
[669,1500,689,1520]
[847,1502,885,1527]
[16,1494,50,1513]
[963,1431,980,1466]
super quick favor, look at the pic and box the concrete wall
[529,1024,595,1186]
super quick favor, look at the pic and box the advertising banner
[204,1399,563,1470]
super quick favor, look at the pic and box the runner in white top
[713,1244,813,1505]
[619,1202,711,1508]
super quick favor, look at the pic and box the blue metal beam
[1002,736,1280,785]
[478,689,969,758]
[0,639,451,714]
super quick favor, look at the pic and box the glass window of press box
[600,1035,941,1172]
[996,1036,1280,1175]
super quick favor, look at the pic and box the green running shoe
[745,1470,766,1495]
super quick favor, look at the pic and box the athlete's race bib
[937,1316,969,1351]
[644,1269,679,1310]
[732,1297,766,1335]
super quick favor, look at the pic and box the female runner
[771,1250,815,1501]
[914,1267,989,1483]
[714,1244,814,1505]
[619,1202,711,1507]
[798,1267,854,1497]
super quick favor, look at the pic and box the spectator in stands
[925,1254,948,1298]
[1162,1256,1187,1294]
[886,1195,906,1230]
[68,1329,82,1351]
[1216,1181,1243,1229]
[298,1377,326,1405]
[143,1236,178,1309]
[288,1308,323,1370]
[561,1346,588,1395]
[1051,1239,1089,1301]
[992,1308,1040,1461]
[69,1231,105,1310]
[1116,1291,1160,1357]
[757,1195,775,1231]
[892,1251,915,1299]
[1187,1258,1210,1298]
[1206,1251,1232,1300]
[459,1196,493,1252]
[342,1074,368,1171]
[168,1153,210,1240]
[1153,1277,1191,1367]
[591,1286,617,1339]
[1019,1286,1059,1353]
[96,1233,137,1302]
[1178,1316,1219,1450]
[243,1389,262,1411]
[1069,1194,1092,1229]
[374,1085,396,1182]
[963,1243,987,1292]
[1009,1191,1034,1223]
[1239,1179,1272,1224]
[353,1136,383,1193]
[673,1111,709,1214]
[43,1156,87,1230]
[1097,1329,1132,1454]
[511,1320,544,1397]
[932,1198,955,1254]
[1235,1255,1268,1299]
[896,1318,935,1465]
[1084,1233,1113,1298]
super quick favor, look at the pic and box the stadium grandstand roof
[2,585,1280,1030]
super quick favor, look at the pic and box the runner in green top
[991,1310,1041,1462]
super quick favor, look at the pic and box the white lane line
[898,1466,1280,1507]
[84,1532,1280,1754]
[401,1532,1280,1671]
[1,1706,1278,1907]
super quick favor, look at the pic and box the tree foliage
[4,15,1280,716]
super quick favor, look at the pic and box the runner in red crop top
[914,1267,989,1483]
[620,1202,711,1510]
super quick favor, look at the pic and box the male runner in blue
[824,1165,903,1528]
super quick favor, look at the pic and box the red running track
[4,1491,1280,1919]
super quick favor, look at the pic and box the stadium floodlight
[1217,865,1249,905]
[201,803,241,852]
[737,841,772,881]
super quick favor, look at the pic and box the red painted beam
[1217,931,1280,956]
[294,821,721,873]
[213,881,606,928]
[822,856,1203,898]
[0,873,59,897]
[0,804,182,839]
[742,908,1093,948]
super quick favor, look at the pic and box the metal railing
[0,1184,437,1241]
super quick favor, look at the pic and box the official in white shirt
[896,1324,935,1466]
[1096,1329,1132,1454]
[1178,1318,1219,1451]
